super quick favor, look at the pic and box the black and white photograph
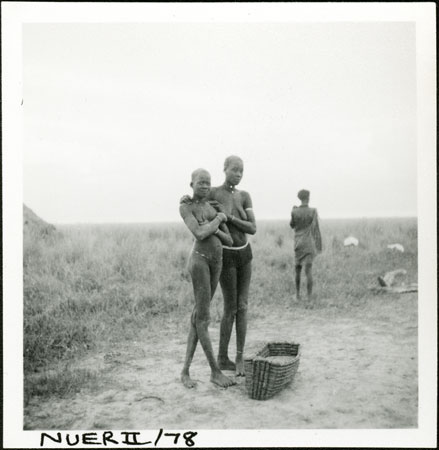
[2,2,436,448]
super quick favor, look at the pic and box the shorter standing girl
[180,169,236,388]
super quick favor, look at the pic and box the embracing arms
[179,204,229,242]
[227,209,256,235]
[209,191,256,235]
[215,222,234,246]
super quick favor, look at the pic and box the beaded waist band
[222,241,249,251]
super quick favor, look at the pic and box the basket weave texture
[244,342,300,400]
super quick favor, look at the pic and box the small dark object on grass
[275,235,284,247]
[374,269,416,293]
[377,269,407,287]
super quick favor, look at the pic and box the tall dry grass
[24,224,192,371]
[251,218,417,310]
[24,218,417,402]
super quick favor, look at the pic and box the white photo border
[2,2,436,448]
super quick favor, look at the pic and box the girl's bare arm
[216,222,233,246]
[179,204,226,241]
[227,191,256,235]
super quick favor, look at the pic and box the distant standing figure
[290,189,322,307]
[179,169,236,388]
[208,156,257,376]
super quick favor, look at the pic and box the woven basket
[244,342,300,400]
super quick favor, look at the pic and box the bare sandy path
[25,294,417,430]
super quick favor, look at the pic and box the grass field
[23,217,418,428]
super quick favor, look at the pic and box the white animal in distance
[387,243,404,252]
[344,236,359,247]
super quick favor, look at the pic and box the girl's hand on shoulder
[180,195,192,205]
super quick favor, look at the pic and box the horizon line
[53,215,418,226]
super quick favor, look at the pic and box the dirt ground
[25,293,417,430]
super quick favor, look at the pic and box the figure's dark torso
[209,186,248,247]
[290,205,322,263]
[291,206,316,233]
[189,201,223,257]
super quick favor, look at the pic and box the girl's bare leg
[218,266,238,370]
[295,265,302,300]
[185,255,235,388]
[181,320,198,388]
[305,263,313,298]
[305,263,313,308]
[235,262,251,376]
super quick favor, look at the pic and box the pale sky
[23,22,417,223]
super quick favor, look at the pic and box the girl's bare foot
[181,372,197,388]
[210,371,236,388]
[218,356,236,371]
[235,354,245,377]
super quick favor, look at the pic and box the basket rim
[244,341,301,362]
